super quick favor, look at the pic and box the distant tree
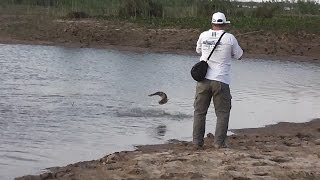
[296,0,320,15]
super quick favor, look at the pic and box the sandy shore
[15,119,320,180]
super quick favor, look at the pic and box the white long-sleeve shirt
[196,29,243,84]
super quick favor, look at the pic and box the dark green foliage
[12,0,57,6]
[13,0,23,4]
[196,0,239,17]
[297,0,319,15]
[65,11,90,19]
[1,0,319,33]
[253,3,280,18]
[118,0,163,18]
[149,0,163,17]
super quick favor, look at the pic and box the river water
[0,43,319,179]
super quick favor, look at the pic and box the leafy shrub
[118,0,162,18]
[197,0,236,18]
[252,3,280,18]
[149,0,163,17]
[296,0,320,15]
[65,11,90,19]
[12,0,57,6]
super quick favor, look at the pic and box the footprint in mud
[249,154,264,160]
[269,156,290,163]
[160,172,203,179]
[252,161,269,166]
[283,141,301,147]
[224,165,237,171]
[128,167,147,175]
[314,139,320,145]
[253,172,269,176]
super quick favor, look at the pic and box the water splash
[115,107,192,119]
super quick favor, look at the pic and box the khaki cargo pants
[193,79,232,146]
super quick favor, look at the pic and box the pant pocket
[220,82,232,100]
[214,82,232,112]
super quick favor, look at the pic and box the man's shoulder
[224,32,236,38]
[199,31,238,42]
[223,32,239,44]
[199,29,212,37]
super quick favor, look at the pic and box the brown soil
[0,15,319,62]
[16,119,320,180]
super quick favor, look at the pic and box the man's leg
[212,82,232,147]
[193,80,212,146]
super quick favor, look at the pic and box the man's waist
[204,77,230,85]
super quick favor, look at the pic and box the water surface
[0,44,319,179]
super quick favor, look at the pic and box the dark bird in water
[148,91,168,105]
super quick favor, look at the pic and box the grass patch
[95,15,320,34]
[0,0,319,34]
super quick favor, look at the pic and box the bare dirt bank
[16,119,320,180]
[0,15,319,62]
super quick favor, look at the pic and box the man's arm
[231,35,243,60]
[196,34,202,54]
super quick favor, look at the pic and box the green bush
[297,0,319,15]
[197,0,236,18]
[252,3,280,18]
[149,0,163,17]
[65,11,90,19]
[253,7,274,18]
[118,0,163,18]
[12,0,57,6]
[1,0,320,33]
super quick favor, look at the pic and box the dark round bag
[190,60,208,82]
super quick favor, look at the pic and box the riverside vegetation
[0,0,319,58]
[1,0,319,32]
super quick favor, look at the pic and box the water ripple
[1,44,320,180]
[115,107,192,119]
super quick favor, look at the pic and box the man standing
[193,12,243,148]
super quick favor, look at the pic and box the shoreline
[16,118,320,180]
[1,37,319,64]
[0,15,319,63]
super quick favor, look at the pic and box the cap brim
[212,21,231,24]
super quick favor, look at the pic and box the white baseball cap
[211,12,230,24]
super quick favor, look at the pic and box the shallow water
[0,44,319,179]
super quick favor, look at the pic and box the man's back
[193,11,243,150]
[196,29,243,84]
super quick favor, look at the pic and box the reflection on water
[155,124,167,137]
[0,43,320,179]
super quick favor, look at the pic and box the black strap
[206,31,226,61]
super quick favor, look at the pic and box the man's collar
[209,29,224,32]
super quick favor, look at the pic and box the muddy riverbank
[16,119,320,180]
[0,15,319,62]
